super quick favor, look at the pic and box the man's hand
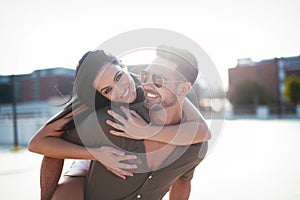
[89,146,138,180]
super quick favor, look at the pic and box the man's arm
[169,179,191,200]
[40,156,64,200]
[169,164,198,200]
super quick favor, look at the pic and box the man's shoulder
[78,106,111,124]
[129,102,150,122]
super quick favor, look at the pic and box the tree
[284,75,300,105]
[0,83,12,103]
[229,79,271,106]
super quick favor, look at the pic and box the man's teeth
[147,92,158,98]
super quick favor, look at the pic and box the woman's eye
[104,87,112,94]
[116,73,123,81]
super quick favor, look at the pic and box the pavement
[0,146,42,200]
[1,119,300,200]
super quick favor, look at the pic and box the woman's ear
[177,82,191,97]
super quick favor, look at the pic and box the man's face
[142,56,181,110]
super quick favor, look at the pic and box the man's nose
[142,82,156,90]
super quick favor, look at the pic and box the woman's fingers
[106,120,124,131]
[117,162,138,170]
[129,110,142,119]
[107,110,127,125]
[106,167,129,179]
[109,130,140,140]
[117,169,134,177]
[103,146,125,156]
[110,168,134,179]
[117,154,138,162]
[120,106,131,118]
[109,130,130,138]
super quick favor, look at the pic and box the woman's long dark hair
[46,50,122,132]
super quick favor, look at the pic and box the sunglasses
[140,70,185,88]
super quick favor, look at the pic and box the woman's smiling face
[93,64,137,104]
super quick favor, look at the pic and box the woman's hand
[89,146,138,179]
[106,106,157,140]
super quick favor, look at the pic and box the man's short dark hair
[156,45,198,85]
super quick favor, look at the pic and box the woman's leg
[51,160,89,200]
[51,176,85,200]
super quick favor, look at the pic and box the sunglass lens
[152,74,163,88]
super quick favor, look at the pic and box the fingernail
[107,110,112,114]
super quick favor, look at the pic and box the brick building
[228,55,300,114]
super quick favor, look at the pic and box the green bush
[284,76,300,105]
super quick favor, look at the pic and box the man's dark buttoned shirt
[62,103,207,200]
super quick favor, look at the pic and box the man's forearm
[40,156,64,200]
[169,179,191,200]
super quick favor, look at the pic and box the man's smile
[145,90,160,99]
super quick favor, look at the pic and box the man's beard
[161,94,177,108]
[146,93,178,111]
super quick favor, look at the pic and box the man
[38,45,209,199]
[71,45,208,199]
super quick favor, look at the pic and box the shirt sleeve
[179,166,197,182]
[61,129,83,146]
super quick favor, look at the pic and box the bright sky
[0,0,299,89]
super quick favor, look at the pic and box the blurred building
[0,67,75,145]
[227,55,300,116]
[0,67,75,104]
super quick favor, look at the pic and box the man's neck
[149,103,182,126]
[144,102,183,171]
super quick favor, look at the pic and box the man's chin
[143,101,152,110]
[144,101,163,111]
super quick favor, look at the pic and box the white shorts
[64,160,90,177]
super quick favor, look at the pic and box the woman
[28,49,210,199]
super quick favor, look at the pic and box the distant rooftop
[236,58,255,66]
[31,67,75,77]
[236,55,300,70]
[279,55,300,70]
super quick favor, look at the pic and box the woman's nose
[115,84,127,95]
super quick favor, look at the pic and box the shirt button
[137,194,142,199]
[148,175,152,179]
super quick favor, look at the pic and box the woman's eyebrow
[114,71,121,82]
